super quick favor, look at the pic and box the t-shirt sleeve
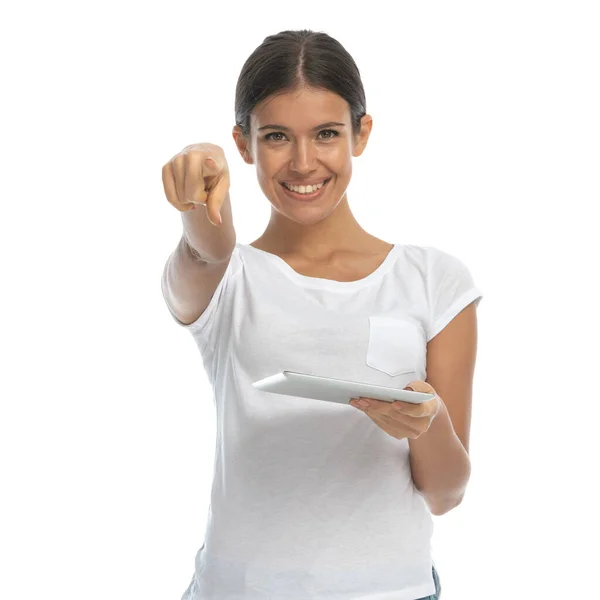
[425,246,483,342]
[160,247,241,343]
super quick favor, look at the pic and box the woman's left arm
[407,395,471,516]
[350,302,478,516]
[409,302,478,515]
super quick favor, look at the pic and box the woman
[161,29,482,600]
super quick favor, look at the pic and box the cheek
[330,152,352,180]
[256,149,282,179]
[325,144,352,169]
[255,159,281,198]
[254,160,273,185]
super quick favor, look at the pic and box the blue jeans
[415,564,442,600]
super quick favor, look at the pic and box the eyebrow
[257,121,346,132]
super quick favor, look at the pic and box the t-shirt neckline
[237,242,401,292]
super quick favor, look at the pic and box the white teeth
[283,180,327,194]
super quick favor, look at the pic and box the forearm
[408,398,471,515]
[182,190,236,263]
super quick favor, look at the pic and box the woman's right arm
[161,144,236,326]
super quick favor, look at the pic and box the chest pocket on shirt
[366,315,421,377]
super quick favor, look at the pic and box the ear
[351,114,373,158]
[232,125,254,164]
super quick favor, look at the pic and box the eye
[264,129,340,142]
[318,129,340,140]
[264,132,287,142]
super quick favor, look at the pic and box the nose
[289,138,318,174]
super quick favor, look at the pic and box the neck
[256,195,375,258]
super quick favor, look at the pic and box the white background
[1,1,598,598]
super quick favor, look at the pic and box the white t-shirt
[163,241,483,600]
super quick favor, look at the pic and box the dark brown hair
[234,30,367,138]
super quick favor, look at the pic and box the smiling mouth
[280,178,331,195]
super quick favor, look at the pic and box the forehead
[251,87,350,131]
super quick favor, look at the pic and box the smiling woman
[230,31,376,248]
[232,85,372,224]
[162,28,482,600]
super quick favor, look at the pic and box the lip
[280,178,330,186]
[279,178,331,202]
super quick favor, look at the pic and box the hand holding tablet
[252,370,435,406]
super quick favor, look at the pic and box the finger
[380,411,423,436]
[171,154,189,208]
[403,380,436,394]
[184,152,208,206]
[162,162,190,212]
[392,400,429,417]
[202,155,224,178]
[205,168,230,226]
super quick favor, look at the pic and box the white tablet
[251,370,435,406]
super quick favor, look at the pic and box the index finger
[392,399,433,417]
[184,154,226,206]
[162,162,191,211]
